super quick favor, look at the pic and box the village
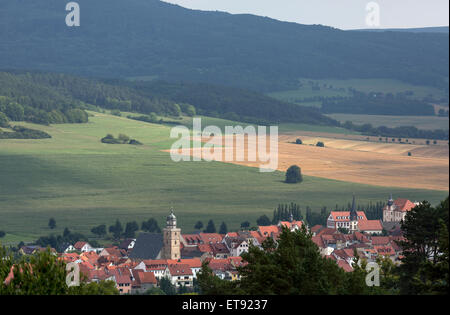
[10,195,418,294]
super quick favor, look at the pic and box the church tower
[162,208,181,260]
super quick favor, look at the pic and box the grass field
[269,78,449,107]
[327,114,449,130]
[0,112,447,244]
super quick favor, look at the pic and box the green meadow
[0,112,447,244]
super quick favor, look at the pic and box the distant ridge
[350,26,449,33]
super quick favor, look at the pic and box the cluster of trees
[342,120,449,141]
[35,227,93,253]
[198,197,449,295]
[92,218,162,240]
[0,72,182,125]
[0,79,89,125]
[271,203,303,224]
[194,220,228,234]
[322,92,436,116]
[134,81,338,126]
[0,126,51,139]
[101,134,142,145]
[305,207,330,227]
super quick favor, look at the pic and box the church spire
[350,194,358,221]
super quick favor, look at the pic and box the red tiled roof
[371,236,390,245]
[280,221,303,229]
[311,225,324,233]
[132,269,157,285]
[311,236,325,248]
[197,244,213,253]
[338,260,354,272]
[178,258,202,268]
[74,241,87,250]
[168,264,193,276]
[102,247,124,257]
[316,228,337,236]
[199,233,223,244]
[358,220,383,232]
[394,199,416,212]
[374,245,396,256]
[258,225,279,237]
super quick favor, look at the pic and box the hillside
[0,71,336,125]
[0,0,448,92]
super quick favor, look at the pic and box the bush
[0,126,51,139]
[285,165,303,184]
[295,138,302,145]
[111,110,122,116]
[316,141,325,147]
[129,139,143,145]
[101,134,122,144]
[0,112,9,128]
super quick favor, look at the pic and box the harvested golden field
[167,132,449,191]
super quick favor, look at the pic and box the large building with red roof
[383,194,418,222]
[327,195,383,234]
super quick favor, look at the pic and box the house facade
[383,195,417,222]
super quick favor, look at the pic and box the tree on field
[240,221,251,230]
[141,218,161,233]
[285,165,303,184]
[63,227,71,238]
[48,218,56,230]
[194,221,204,231]
[109,219,123,240]
[204,220,216,233]
[91,224,107,238]
[256,215,271,226]
[316,141,325,147]
[295,138,302,144]
[219,222,228,234]
[124,221,139,238]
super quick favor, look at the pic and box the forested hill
[0,71,336,126]
[0,0,448,92]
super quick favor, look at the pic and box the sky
[162,0,449,30]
